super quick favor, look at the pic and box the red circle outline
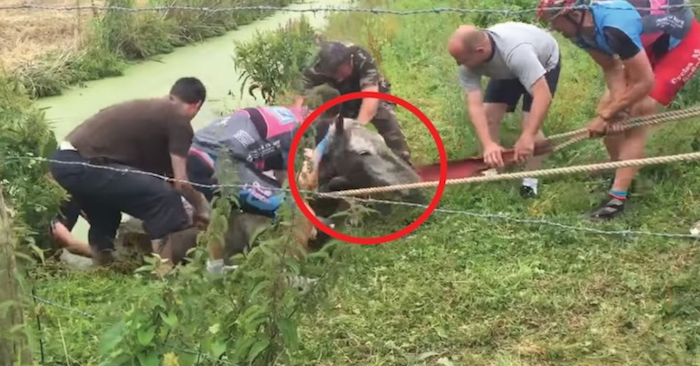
[287,91,447,245]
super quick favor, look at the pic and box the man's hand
[513,133,536,163]
[298,148,318,190]
[193,210,210,229]
[587,116,609,138]
[483,142,506,168]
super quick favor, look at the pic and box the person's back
[462,22,560,82]
[192,105,320,171]
[582,0,694,54]
[49,76,208,267]
[66,97,193,175]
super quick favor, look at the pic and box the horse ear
[334,115,344,136]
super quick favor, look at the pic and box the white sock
[206,259,224,274]
[207,259,239,274]
[522,177,538,195]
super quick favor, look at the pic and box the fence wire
[5,2,699,363]
[0,3,697,13]
[3,156,699,239]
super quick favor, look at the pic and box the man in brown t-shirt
[49,77,209,266]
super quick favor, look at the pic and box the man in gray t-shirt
[448,22,561,199]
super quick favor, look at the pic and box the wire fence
[1,3,697,13]
[3,155,699,239]
[3,1,700,363]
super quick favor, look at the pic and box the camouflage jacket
[300,42,392,118]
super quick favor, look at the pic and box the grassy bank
[20,0,700,365]
[2,0,296,98]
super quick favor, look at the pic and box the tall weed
[94,150,346,366]
[101,0,178,59]
[233,16,318,104]
[0,77,64,252]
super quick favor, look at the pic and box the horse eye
[358,150,371,156]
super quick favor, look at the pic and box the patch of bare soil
[0,0,95,68]
[0,0,151,69]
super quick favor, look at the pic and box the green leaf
[283,257,301,275]
[99,321,126,356]
[232,336,256,361]
[137,351,160,366]
[208,323,220,335]
[278,318,299,349]
[247,338,271,363]
[159,312,179,328]
[248,279,271,300]
[137,326,156,346]
[208,340,227,359]
[306,250,330,261]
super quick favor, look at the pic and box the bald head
[447,25,490,66]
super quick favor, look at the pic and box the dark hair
[169,77,207,105]
[316,41,354,75]
[304,84,342,117]
[303,84,341,145]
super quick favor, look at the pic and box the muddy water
[37,0,347,244]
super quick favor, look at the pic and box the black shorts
[484,56,561,113]
[49,149,190,251]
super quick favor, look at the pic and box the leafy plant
[0,76,64,252]
[233,16,318,104]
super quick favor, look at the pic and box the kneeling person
[49,77,210,266]
[187,90,339,272]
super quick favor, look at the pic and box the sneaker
[588,197,626,221]
[519,185,537,199]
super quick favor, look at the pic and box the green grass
[26,0,700,364]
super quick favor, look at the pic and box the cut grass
[27,0,700,364]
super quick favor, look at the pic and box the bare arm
[588,49,627,106]
[167,120,207,218]
[465,89,494,147]
[459,66,494,147]
[170,154,206,214]
[599,53,654,118]
[592,27,654,119]
[355,48,383,124]
[356,84,380,124]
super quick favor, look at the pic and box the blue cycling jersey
[573,0,693,56]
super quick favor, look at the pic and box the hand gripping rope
[320,106,700,198]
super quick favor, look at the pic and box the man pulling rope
[537,0,700,220]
